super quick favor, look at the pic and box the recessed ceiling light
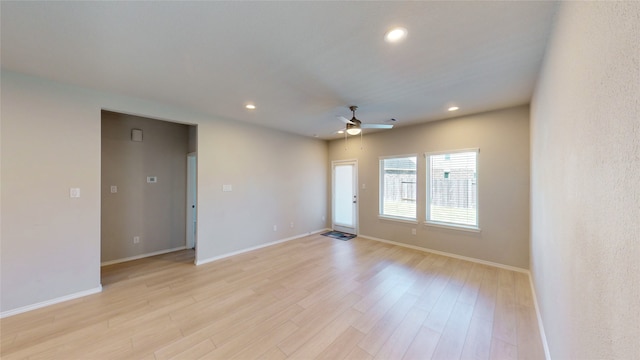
[448,106,459,112]
[337,130,344,134]
[384,27,407,43]
[245,104,256,110]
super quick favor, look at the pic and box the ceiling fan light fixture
[346,127,362,135]
[385,27,407,43]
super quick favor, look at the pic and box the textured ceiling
[1,1,558,139]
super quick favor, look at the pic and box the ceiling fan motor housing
[348,105,361,130]
[346,118,361,131]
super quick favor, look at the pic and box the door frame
[331,159,358,235]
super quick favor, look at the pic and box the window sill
[424,221,481,233]
[378,215,419,225]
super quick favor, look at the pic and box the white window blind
[426,150,478,229]
[380,156,417,220]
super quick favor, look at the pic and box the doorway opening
[100,110,197,286]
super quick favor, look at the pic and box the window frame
[378,154,419,223]
[425,148,480,232]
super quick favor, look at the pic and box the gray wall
[530,2,640,359]
[0,70,328,314]
[1,72,102,313]
[328,105,530,269]
[101,111,189,263]
[196,118,329,261]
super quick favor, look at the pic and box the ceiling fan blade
[337,115,355,124]
[361,124,393,129]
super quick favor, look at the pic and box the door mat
[321,231,356,241]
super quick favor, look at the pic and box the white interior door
[186,153,197,249]
[332,160,358,234]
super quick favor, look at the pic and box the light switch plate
[147,176,157,183]
[70,188,81,198]
[110,185,118,193]
[222,184,233,192]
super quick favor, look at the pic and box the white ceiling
[1,1,558,139]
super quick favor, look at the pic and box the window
[426,149,478,230]
[380,155,417,221]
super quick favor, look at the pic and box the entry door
[186,153,197,249]
[332,160,358,234]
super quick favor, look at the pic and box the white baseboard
[101,246,187,266]
[196,228,330,266]
[528,273,552,360]
[0,285,103,319]
[358,234,529,273]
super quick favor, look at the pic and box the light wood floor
[1,235,545,359]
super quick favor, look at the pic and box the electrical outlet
[290,222,294,228]
[273,225,277,232]
[110,185,118,193]
[411,229,417,235]
[133,236,140,244]
[322,216,326,222]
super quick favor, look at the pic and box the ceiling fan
[337,106,394,135]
